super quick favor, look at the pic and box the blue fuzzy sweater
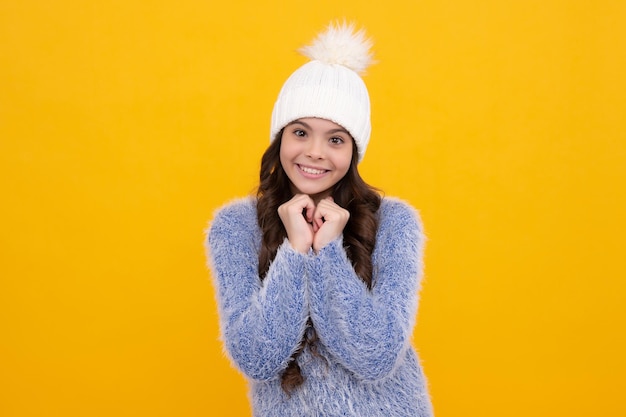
[206,196,433,417]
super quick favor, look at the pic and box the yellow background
[1,1,625,416]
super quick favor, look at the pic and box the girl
[206,22,433,417]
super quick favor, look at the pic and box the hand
[277,195,350,254]
[311,197,350,253]
[278,194,316,253]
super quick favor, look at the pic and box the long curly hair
[256,131,381,393]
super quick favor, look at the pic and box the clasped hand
[277,194,350,254]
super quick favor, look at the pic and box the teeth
[300,166,325,175]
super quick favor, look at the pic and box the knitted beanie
[270,22,374,162]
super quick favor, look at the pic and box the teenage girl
[206,22,434,417]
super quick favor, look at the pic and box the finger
[279,195,315,230]
[316,200,350,226]
[313,214,324,230]
[300,196,316,223]
[312,202,327,226]
[284,194,313,215]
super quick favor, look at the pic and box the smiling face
[279,117,354,202]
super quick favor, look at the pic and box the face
[280,117,354,202]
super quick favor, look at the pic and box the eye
[329,136,345,145]
[293,129,306,137]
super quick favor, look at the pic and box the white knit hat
[270,22,374,162]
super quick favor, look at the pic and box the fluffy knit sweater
[206,196,433,417]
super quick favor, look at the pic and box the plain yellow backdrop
[1,1,625,416]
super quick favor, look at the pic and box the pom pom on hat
[299,22,374,75]
[270,22,374,162]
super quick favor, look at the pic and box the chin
[295,182,328,194]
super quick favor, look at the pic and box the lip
[297,164,329,178]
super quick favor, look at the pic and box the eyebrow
[287,119,351,136]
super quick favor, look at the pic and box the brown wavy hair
[256,131,381,393]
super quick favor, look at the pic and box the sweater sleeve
[206,199,310,381]
[307,198,425,381]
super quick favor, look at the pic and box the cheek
[337,150,353,174]
[279,137,298,161]
[278,149,292,171]
[279,142,291,167]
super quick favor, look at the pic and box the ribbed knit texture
[206,197,433,417]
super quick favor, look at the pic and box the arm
[206,199,309,381]
[307,199,425,381]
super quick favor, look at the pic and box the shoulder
[207,196,258,237]
[378,197,423,234]
[374,197,426,260]
[212,196,257,221]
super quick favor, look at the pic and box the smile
[298,165,328,176]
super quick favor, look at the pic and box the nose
[306,137,324,159]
